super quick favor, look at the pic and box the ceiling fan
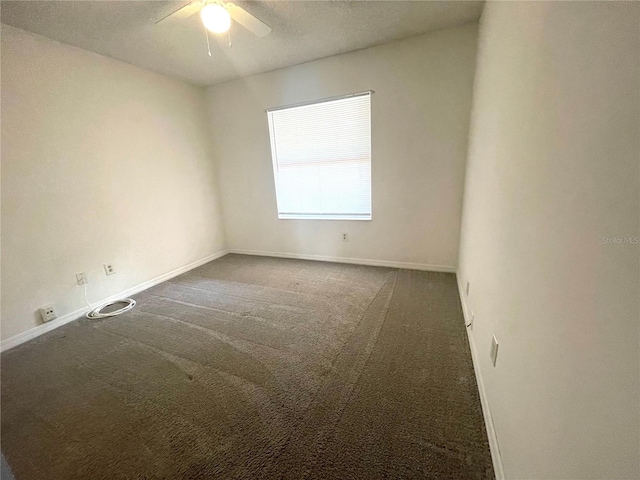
[156,0,272,38]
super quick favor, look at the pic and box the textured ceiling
[1,1,483,86]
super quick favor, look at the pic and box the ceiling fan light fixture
[201,3,231,34]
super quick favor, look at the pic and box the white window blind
[267,92,372,220]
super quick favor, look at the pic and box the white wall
[206,25,478,269]
[458,2,639,479]
[1,25,226,342]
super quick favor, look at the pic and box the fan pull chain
[228,29,232,48]
[204,24,212,57]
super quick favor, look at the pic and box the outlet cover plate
[104,263,115,275]
[39,304,57,323]
[490,334,499,366]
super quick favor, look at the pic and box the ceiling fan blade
[226,3,272,37]
[155,1,202,25]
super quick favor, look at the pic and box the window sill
[278,214,372,221]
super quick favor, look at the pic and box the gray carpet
[1,254,494,479]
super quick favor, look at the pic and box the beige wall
[206,24,478,269]
[1,26,226,341]
[458,2,639,479]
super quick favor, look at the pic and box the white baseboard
[0,250,229,353]
[229,249,456,273]
[456,274,505,480]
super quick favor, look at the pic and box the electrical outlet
[76,272,87,285]
[39,304,57,323]
[466,281,470,297]
[104,263,115,276]
[490,334,499,366]
[342,233,349,242]
[466,311,474,329]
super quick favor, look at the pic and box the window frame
[266,91,373,221]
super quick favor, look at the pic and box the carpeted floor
[1,254,494,479]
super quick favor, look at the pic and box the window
[267,92,372,220]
